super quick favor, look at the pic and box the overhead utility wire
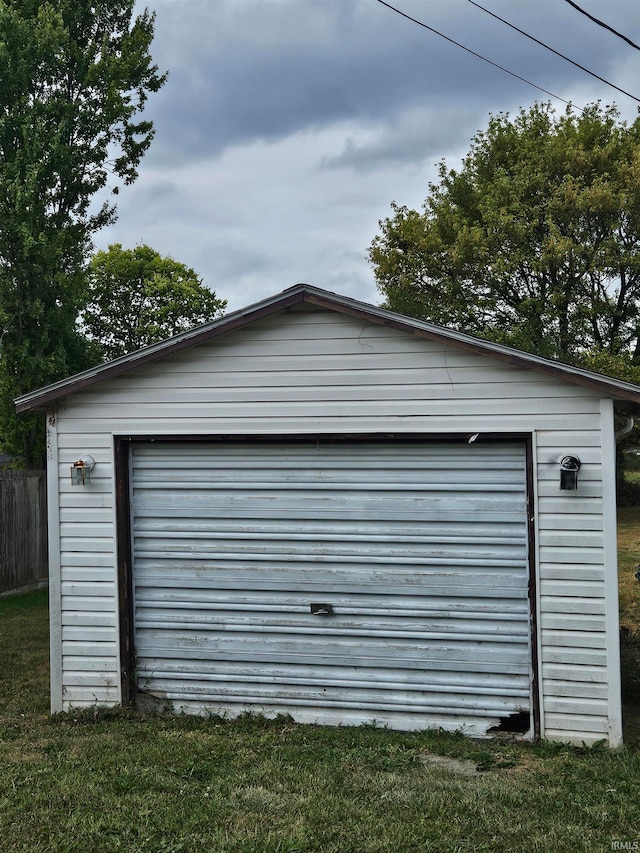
[467,0,640,104]
[563,0,640,52]
[375,0,579,109]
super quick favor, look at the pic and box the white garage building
[16,284,640,746]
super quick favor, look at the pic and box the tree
[369,102,640,364]
[0,1,166,466]
[80,244,227,360]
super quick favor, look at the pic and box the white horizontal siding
[56,436,116,715]
[55,415,605,437]
[540,613,605,631]
[75,381,600,406]
[63,655,119,672]
[61,581,116,597]
[545,713,611,738]
[540,595,605,614]
[539,530,602,546]
[536,430,604,447]
[542,646,607,666]
[108,366,563,390]
[60,398,603,420]
[540,580,605,599]
[49,304,620,743]
[538,514,602,533]
[61,568,115,583]
[543,680,608,698]
[534,400,620,744]
[543,663,607,682]
[62,609,117,628]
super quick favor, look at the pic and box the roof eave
[15,287,309,413]
[303,290,640,408]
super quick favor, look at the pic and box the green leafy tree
[81,244,227,360]
[574,348,640,503]
[369,102,640,364]
[0,1,166,466]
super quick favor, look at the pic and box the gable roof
[15,283,640,414]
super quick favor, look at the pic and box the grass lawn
[1,516,640,853]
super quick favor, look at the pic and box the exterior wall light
[71,455,95,486]
[559,455,581,491]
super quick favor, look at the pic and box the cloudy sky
[95,0,640,311]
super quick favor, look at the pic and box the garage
[129,438,533,734]
[17,283,640,745]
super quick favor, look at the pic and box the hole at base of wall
[488,710,530,734]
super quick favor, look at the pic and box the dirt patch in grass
[418,752,483,776]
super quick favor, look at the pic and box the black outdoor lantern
[559,455,581,491]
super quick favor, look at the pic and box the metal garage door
[130,440,532,735]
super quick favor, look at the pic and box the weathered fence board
[0,470,47,595]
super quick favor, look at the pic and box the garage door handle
[310,603,333,615]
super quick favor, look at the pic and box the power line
[375,0,579,109]
[563,0,640,52]
[467,0,640,104]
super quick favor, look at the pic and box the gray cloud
[145,0,638,166]
[319,104,486,171]
[105,0,640,311]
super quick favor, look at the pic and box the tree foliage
[0,0,166,466]
[81,244,227,360]
[369,102,640,364]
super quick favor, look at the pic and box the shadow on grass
[621,633,640,747]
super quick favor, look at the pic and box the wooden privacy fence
[0,470,47,595]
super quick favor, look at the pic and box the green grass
[1,541,640,852]
[0,587,49,719]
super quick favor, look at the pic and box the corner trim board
[115,437,135,705]
[46,411,63,713]
[600,398,623,746]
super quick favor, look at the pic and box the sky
[94,0,640,312]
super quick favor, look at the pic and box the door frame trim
[114,431,539,737]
